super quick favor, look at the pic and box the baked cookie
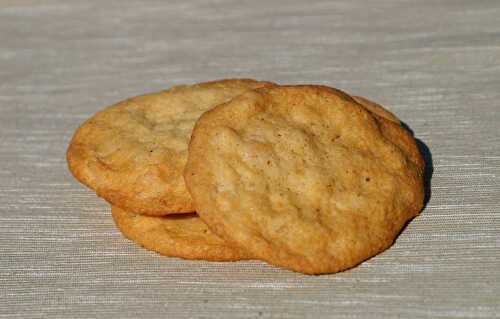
[352,96,424,170]
[67,79,273,216]
[185,85,424,274]
[111,206,251,261]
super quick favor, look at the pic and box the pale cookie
[185,85,425,274]
[67,79,274,216]
[111,206,251,261]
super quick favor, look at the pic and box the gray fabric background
[1,0,499,318]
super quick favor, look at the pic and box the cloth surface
[1,1,499,318]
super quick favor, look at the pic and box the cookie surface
[111,206,251,261]
[352,96,424,170]
[67,79,273,215]
[185,85,424,274]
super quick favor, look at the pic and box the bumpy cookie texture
[67,79,273,216]
[185,86,424,274]
[111,206,251,261]
[352,96,424,170]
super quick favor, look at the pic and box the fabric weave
[0,0,498,318]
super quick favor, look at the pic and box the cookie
[67,79,274,216]
[111,206,251,261]
[352,96,424,170]
[351,96,400,124]
[184,85,424,274]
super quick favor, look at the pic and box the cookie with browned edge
[112,206,251,261]
[185,85,424,274]
[67,79,274,216]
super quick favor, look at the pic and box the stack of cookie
[67,79,424,274]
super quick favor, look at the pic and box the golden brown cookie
[352,96,425,171]
[67,79,274,216]
[351,96,400,124]
[184,85,424,274]
[111,206,251,261]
